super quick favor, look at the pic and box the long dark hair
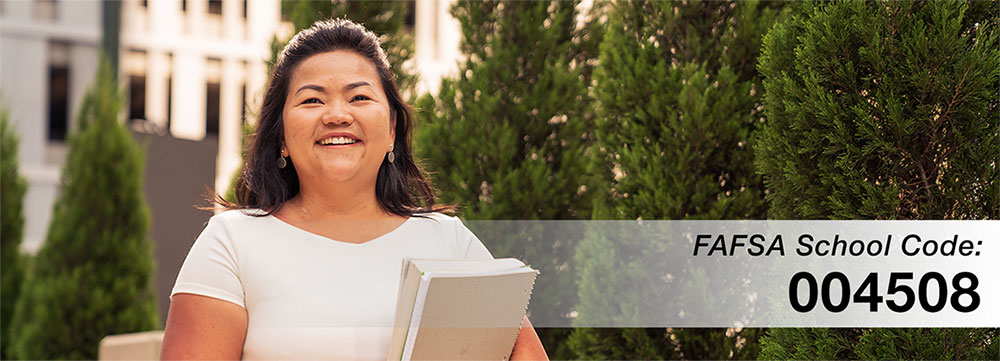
[218,18,451,217]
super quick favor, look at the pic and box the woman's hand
[160,293,248,360]
[510,316,549,360]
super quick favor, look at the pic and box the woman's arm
[160,293,248,360]
[510,316,549,360]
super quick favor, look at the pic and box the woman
[161,19,547,360]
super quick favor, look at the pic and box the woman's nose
[321,104,353,125]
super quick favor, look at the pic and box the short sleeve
[455,218,494,260]
[170,215,246,309]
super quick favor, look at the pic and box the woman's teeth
[319,137,358,145]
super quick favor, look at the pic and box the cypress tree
[756,1,999,359]
[571,0,780,358]
[755,0,999,220]
[416,0,594,219]
[414,1,597,357]
[1,103,28,359]
[8,58,159,359]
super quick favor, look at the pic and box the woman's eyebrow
[294,84,325,95]
[343,81,374,92]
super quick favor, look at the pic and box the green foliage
[415,1,599,358]
[571,0,780,358]
[675,328,766,360]
[591,0,775,221]
[416,0,594,221]
[760,328,999,360]
[754,0,999,220]
[1,101,28,359]
[756,1,1000,359]
[8,58,158,359]
[759,328,857,360]
[855,328,999,360]
[567,327,677,360]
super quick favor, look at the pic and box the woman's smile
[316,132,362,148]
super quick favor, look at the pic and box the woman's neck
[287,183,389,221]
[274,185,407,244]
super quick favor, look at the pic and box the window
[47,66,70,141]
[47,42,70,141]
[124,49,147,126]
[208,0,222,15]
[206,82,220,136]
[128,75,146,122]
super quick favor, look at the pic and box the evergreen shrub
[570,0,780,358]
[8,58,159,359]
[756,1,999,359]
[414,1,598,358]
[1,103,28,359]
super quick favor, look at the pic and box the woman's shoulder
[410,212,473,231]
[412,211,459,222]
[407,212,478,240]
[408,212,491,259]
[405,212,464,233]
[205,208,272,229]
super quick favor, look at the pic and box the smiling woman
[160,19,547,360]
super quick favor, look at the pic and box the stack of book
[387,258,538,360]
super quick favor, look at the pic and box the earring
[278,150,287,169]
[387,150,395,164]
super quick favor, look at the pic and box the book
[387,258,539,361]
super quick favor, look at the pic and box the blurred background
[1,0,997,359]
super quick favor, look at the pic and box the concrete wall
[133,131,217,326]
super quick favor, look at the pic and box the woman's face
[281,50,394,191]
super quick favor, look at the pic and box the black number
[789,272,818,312]
[886,272,914,312]
[790,271,980,314]
[951,272,980,313]
[852,273,883,312]
[919,272,947,312]
[822,272,850,313]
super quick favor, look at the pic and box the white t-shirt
[170,209,493,360]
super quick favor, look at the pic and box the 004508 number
[788,271,980,313]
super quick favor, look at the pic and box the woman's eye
[351,95,372,102]
[303,98,321,104]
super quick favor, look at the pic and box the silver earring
[387,151,395,164]
[278,151,287,169]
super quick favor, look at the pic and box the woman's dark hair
[218,18,450,217]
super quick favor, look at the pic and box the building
[119,0,282,206]
[1,0,103,255]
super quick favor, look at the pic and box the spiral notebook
[387,258,538,361]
